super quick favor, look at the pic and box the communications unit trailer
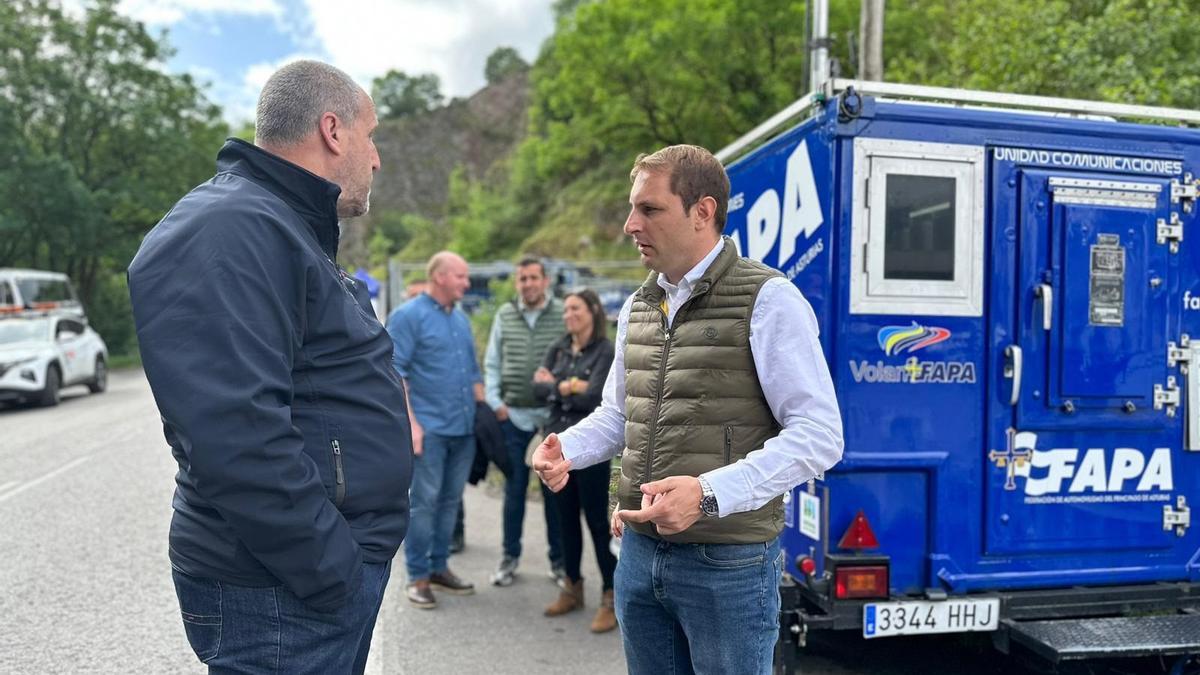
[718,80,1200,671]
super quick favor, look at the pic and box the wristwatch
[698,476,719,517]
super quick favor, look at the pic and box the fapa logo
[877,322,951,356]
[991,431,1173,499]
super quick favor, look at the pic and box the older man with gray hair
[129,60,410,674]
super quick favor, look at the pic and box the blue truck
[716,80,1200,671]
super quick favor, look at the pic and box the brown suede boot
[544,578,584,616]
[590,589,617,633]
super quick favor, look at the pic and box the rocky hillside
[339,71,531,264]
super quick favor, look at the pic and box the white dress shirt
[559,239,844,517]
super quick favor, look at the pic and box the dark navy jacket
[128,139,412,612]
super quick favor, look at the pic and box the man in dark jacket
[128,60,411,674]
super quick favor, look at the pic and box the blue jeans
[404,433,475,580]
[501,420,562,564]
[614,529,782,675]
[172,561,390,674]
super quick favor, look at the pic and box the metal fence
[385,258,646,317]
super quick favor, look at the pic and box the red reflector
[834,565,888,599]
[799,556,817,576]
[837,509,880,550]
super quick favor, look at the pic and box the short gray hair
[255,60,364,147]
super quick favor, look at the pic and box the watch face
[701,494,719,517]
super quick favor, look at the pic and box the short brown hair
[630,144,730,232]
[516,255,546,277]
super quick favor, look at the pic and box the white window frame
[850,138,985,316]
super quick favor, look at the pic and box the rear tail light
[798,556,817,576]
[834,565,888,599]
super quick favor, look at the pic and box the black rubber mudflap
[1005,615,1200,663]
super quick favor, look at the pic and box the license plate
[862,598,1000,639]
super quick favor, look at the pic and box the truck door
[987,164,1195,563]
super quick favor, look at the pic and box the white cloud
[116,0,284,26]
[302,0,553,97]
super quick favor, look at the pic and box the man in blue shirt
[387,251,483,609]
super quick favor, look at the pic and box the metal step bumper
[1004,614,1200,663]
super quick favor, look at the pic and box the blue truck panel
[723,93,1200,647]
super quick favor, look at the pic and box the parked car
[0,315,108,406]
[0,268,84,318]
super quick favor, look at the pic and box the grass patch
[107,353,142,370]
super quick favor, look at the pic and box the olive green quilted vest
[497,297,564,408]
[619,238,784,544]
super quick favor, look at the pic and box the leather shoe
[406,580,436,609]
[590,589,617,633]
[429,569,475,596]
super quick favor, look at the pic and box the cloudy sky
[102,0,556,124]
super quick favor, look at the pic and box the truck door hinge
[1168,335,1192,372]
[1154,376,1181,417]
[1164,496,1190,536]
[1157,212,1183,253]
[1171,173,1198,213]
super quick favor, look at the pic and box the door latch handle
[1004,345,1023,406]
[1036,284,1053,331]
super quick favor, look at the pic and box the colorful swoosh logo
[877,323,951,355]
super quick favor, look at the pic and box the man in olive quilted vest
[533,145,844,674]
[484,257,567,587]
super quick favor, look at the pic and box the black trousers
[552,460,617,590]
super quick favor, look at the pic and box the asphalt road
[0,370,1178,674]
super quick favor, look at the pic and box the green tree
[443,0,834,259]
[0,0,227,354]
[233,121,256,142]
[884,0,1200,108]
[552,0,591,21]
[396,213,450,262]
[371,70,444,119]
[484,46,529,85]
[525,0,815,187]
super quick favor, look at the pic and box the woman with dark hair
[532,288,618,633]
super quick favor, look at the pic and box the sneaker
[406,580,436,609]
[549,562,568,588]
[449,532,465,555]
[429,569,475,596]
[490,555,519,587]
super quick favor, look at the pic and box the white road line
[0,454,94,504]
[0,481,16,495]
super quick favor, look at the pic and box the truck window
[884,174,956,281]
[850,138,985,316]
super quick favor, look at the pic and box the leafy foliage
[484,47,529,85]
[886,0,1200,108]
[371,70,444,120]
[0,0,228,354]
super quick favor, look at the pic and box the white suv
[0,315,108,406]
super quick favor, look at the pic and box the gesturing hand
[611,489,659,538]
[615,476,703,536]
[531,432,573,492]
